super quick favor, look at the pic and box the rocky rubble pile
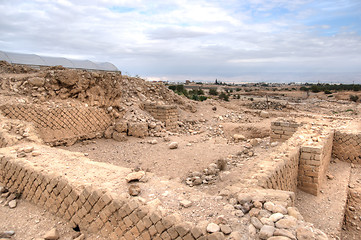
[0,185,20,209]
[0,60,37,74]
[0,62,196,112]
[178,119,205,135]
[247,201,328,240]
[185,159,227,187]
[0,115,41,147]
[249,101,290,110]
[104,107,169,140]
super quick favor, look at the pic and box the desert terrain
[0,61,360,240]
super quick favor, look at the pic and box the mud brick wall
[144,103,178,131]
[0,150,216,240]
[0,131,7,148]
[333,130,361,164]
[270,120,300,142]
[258,146,301,193]
[0,104,112,146]
[343,167,361,237]
[298,131,333,196]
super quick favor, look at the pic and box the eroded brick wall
[333,130,361,164]
[258,147,300,193]
[0,104,112,146]
[298,131,333,196]
[0,152,215,240]
[270,120,300,142]
[144,103,178,131]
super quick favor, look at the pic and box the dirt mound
[0,61,37,74]
[0,64,196,112]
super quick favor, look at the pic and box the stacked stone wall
[298,131,333,196]
[270,120,300,142]
[144,103,178,131]
[333,130,361,164]
[0,104,112,146]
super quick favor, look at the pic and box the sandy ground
[0,199,78,240]
[295,159,351,239]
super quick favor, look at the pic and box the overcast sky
[1,0,361,83]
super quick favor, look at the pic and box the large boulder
[114,120,128,133]
[28,77,45,87]
[128,122,148,138]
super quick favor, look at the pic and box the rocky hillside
[0,61,195,112]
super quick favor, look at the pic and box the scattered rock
[267,237,292,240]
[8,200,17,208]
[275,217,297,229]
[326,174,335,180]
[169,142,178,149]
[296,226,315,240]
[149,139,158,145]
[220,224,232,235]
[273,205,287,215]
[233,134,246,141]
[0,186,6,194]
[125,171,145,182]
[264,202,275,212]
[207,223,220,233]
[269,213,284,222]
[259,225,275,239]
[250,217,263,230]
[274,228,296,240]
[0,230,15,238]
[128,184,141,196]
[287,207,303,220]
[16,152,26,158]
[43,228,59,240]
[179,200,192,208]
[74,233,86,240]
[260,110,270,118]
[112,132,127,142]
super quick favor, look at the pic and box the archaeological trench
[0,61,360,240]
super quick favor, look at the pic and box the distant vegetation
[300,83,361,93]
[168,85,207,101]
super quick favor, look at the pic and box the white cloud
[0,0,360,83]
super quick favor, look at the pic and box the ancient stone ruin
[0,61,360,240]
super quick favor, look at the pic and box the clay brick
[109,232,118,240]
[140,230,151,240]
[136,219,146,233]
[123,216,133,228]
[149,225,157,237]
[143,216,153,228]
[109,198,123,212]
[130,226,140,238]
[183,233,195,240]
[88,190,101,206]
[114,226,125,237]
[129,210,140,225]
[150,211,162,224]
[155,221,166,234]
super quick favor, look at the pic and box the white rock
[43,228,59,240]
[125,171,145,182]
[169,142,178,149]
[269,213,284,222]
[207,223,220,233]
[180,200,192,208]
[8,200,17,208]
